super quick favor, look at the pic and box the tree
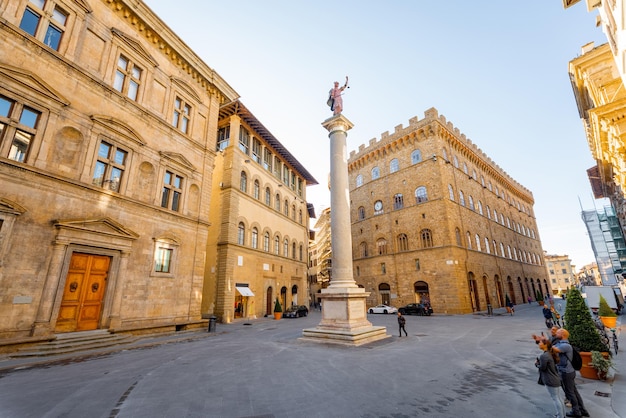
[598,294,617,317]
[273,298,282,313]
[564,287,609,352]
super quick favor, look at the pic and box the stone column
[31,240,68,336]
[108,250,130,330]
[301,114,389,346]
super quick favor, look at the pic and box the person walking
[397,312,408,337]
[554,329,589,417]
[543,304,554,329]
[535,337,566,418]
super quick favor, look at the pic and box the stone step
[10,332,136,358]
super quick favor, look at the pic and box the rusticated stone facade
[348,108,550,314]
[0,0,238,341]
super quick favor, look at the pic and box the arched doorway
[494,275,504,307]
[291,285,298,306]
[280,286,287,310]
[266,287,273,316]
[468,272,480,311]
[507,277,516,304]
[379,283,391,305]
[413,281,430,303]
[482,275,490,307]
[530,279,537,300]
[518,278,526,303]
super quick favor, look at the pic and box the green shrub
[564,287,609,352]
[273,298,282,313]
[598,294,617,317]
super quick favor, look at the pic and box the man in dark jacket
[397,312,408,337]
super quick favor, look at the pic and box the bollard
[487,304,493,316]
[208,315,217,332]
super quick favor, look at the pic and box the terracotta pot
[274,312,282,320]
[578,352,597,379]
[600,316,617,328]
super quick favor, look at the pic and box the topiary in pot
[274,298,282,313]
[598,294,617,317]
[563,287,609,353]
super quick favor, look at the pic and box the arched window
[358,206,365,220]
[421,229,433,248]
[478,201,483,215]
[394,193,404,209]
[299,244,303,261]
[292,242,296,259]
[481,176,485,187]
[377,238,387,255]
[455,228,462,246]
[251,227,258,249]
[484,237,490,254]
[253,180,260,199]
[263,232,270,251]
[486,205,491,219]
[463,162,468,174]
[275,235,280,255]
[448,184,455,201]
[468,195,474,210]
[265,187,271,206]
[493,209,498,223]
[356,174,363,187]
[453,155,459,168]
[500,242,505,257]
[275,194,280,211]
[360,242,368,257]
[411,150,422,164]
[299,210,303,224]
[284,200,289,216]
[442,148,448,160]
[292,204,296,220]
[507,245,512,259]
[475,234,481,251]
[487,181,493,191]
[390,158,399,173]
[466,232,472,249]
[415,186,428,203]
[240,171,247,192]
[238,222,245,245]
[459,191,465,206]
[397,234,409,251]
[284,239,289,256]
[371,166,380,180]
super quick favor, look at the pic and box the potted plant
[563,287,610,379]
[273,298,282,320]
[505,294,512,314]
[598,294,617,328]
[590,350,614,380]
[536,289,544,306]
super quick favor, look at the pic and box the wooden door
[55,253,110,332]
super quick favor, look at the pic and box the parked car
[398,303,433,316]
[283,305,309,318]
[368,304,398,314]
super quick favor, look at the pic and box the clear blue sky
[146,1,608,269]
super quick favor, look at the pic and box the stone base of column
[301,288,389,346]
[30,321,53,337]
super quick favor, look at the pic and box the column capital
[322,114,354,134]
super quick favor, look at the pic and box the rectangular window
[252,139,261,163]
[263,149,272,171]
[92,141,128,191]
[19,2,68,51]
[172,96,191,134]
[274,157,281,178]
[283,165,289,185]
[217,126,230,151]
[114,55,142,101]
[239,127,250,154]
[381,263,386,274]
[154,246,173,273]
[161,170,183,211]
[0,101,41,164]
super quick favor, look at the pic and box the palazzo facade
[348,108,550,314]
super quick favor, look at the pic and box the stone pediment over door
[53,217,139,252]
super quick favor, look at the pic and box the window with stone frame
[172,96,191,134]
[19,0,69,51]
[265,187,271,206]
[253,180,260,199]
[114,54,143,101]
[377,238,388,255]
[161,170,184,211]
[389,158,399,173]
[251,227,258,249]
[274,235,280,255]
[397,234,409,251]
[360,242,368,258]
[455,228,462,246]
[448,184,455,201]
[358,206,365,220]
[284,200,289,217]
[394,194,404,210]
[263,148,272,172]
[411,149,422,164]
[263,232,270,252]
[421,229,433,248]
[283,239,289,256]
[0,95,41,164]
[381,263,386,274]
[274,156,281,179]
[356,174,363,187]
[415,186,428,203]
[282,165,289,186]
[292,242,296,259]
[371,166,380,180]
[459,190,465,206]
[238,222,245,245]
[217,125,230,151]
[251,138,261,163]
[240,171,247,193]
[152,237,179,276]
[92,140,128,192]
[275,194,281,211]
[292,204,296,220]
[239,126,250,154]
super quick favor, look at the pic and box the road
[0,301,618,418]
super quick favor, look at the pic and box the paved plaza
[0,301,623,418]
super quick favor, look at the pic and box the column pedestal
[301,113,389,346]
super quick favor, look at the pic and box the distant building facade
[575,262,602,287]
[347,108,549,314]
[203,101,317,323]
[308,207,331,305]
[0,0,238,340]
[544,253,575,295]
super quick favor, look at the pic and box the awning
[236,286,254,297]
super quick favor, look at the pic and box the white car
[368,304,398,314]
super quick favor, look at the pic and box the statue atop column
[327,76,349,115]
